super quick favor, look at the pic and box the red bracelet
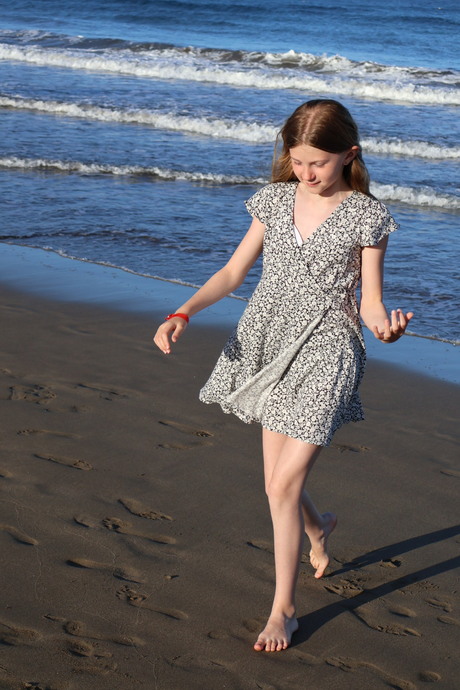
[165,313,190,323]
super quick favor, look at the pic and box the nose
[302,167,315,181]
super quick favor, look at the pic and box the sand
[0,284,459,690]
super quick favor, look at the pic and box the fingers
[153,319,187,354]
[373,309,414,342]
[392,308,414,335]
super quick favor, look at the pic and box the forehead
[289,144,333,160]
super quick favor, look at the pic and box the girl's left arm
[359,237,413,343]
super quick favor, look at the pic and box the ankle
[270,604,296,620]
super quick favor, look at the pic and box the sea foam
[1,43,459,106]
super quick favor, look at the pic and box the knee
[265,477,296,506]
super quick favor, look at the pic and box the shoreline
[0,283,459,689]
[0,242,458,385]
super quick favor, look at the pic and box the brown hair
[272,99,371,195]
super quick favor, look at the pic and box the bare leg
[301,491,337,578]
[261,430,336,579]
[254,428,322,652]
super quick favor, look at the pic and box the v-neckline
[291,184,356,247]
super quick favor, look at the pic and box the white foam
[2,155,458,211]
[1,43,459,106]
[371,182,460,209]
[0,155,265,184]
[2,96,459,160]
[0,95,277,143]
[362,138,460,160]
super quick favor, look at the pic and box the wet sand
[0,285,459,689]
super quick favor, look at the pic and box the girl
[153,99,413,653]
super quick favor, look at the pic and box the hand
[372,309,413,343]
[153,317,188,354]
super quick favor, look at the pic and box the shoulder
[252,181,296,200]
[245,182,296,222]
[350,193,398,245]
[350,191,393,218]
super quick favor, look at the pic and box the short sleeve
[360,200,398,247]
[245,185,274,225]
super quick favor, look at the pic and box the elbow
[220,264,248,292]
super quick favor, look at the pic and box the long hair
[272,99,371,195]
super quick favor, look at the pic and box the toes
[254,637,266,652]
[314,559,328,578]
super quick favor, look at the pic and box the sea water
[0,0,459,344]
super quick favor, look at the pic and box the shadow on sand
[293,524,460,646]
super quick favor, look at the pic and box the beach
[1,281,459,690]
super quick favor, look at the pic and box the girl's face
[289,144,358,197]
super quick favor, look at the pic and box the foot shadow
[292,524,460,647]
[332,524,460,576]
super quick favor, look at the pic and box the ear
[344,145,360,165]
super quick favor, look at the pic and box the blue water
[0,0,459,342]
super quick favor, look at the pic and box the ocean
[0,0,459,344]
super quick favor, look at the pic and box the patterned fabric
[199,182,398,446]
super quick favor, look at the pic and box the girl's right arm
[153,217,265,354]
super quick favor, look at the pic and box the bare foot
[309,512,337,579]
[253,613,299,652]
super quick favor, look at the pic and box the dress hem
[199,396,365,447]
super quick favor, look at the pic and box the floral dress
[199,182,398,446]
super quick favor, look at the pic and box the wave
[0,41,459,106]
[0,96,276,143]
[2,96,459,160]
[370,183,460,210]
[2,155,458,210]
[361,138,460,160]
[2,29,460,85]
[0,156,266,184]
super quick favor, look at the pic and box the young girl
[153,99,413,653]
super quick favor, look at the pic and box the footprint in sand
[116,585,188,620]
[351,607,421,637]
[440,469,460,478]
[102,517,176,544]
[387,604,417,618]
[207,629,230,640]
[0,524,38,546]
[34,454,92,471]
[66,557,144,583]
[76,382,129,401]
[419,671,442,682]
[9,384,56,405]
[118,497,173,521]
[330,442,369,453]
[17,428,80,439]
[67,638,98,657]
[380,557,402,568]
[324,579,364,598]
[158,420,214,449]
[326,656,416,690]
[425,597,452,612]
[158,441,209,450]
[0,620,41,646]
[437,615,459,625]
[73,515,99,529]
[292,650,322,667]
[63,619,143,647]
